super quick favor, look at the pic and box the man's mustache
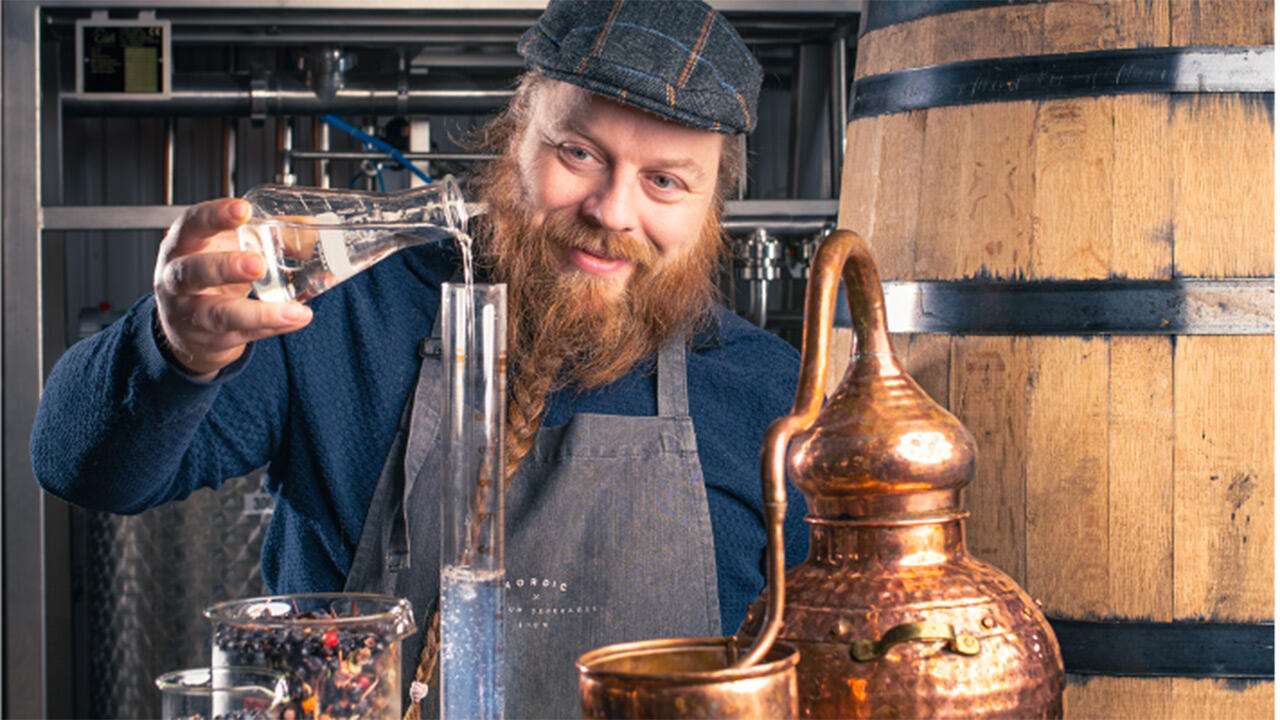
[541,213,658,268]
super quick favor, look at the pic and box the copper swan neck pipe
[735,229,879,668]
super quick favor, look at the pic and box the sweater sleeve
[30,294,288,514]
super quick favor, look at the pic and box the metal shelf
[37,0,862,12]
[42,199,839,232]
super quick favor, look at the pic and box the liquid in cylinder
[440,565,505,720]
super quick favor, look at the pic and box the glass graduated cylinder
[440,282,507,720]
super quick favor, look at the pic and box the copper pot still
[737,230,1065,718]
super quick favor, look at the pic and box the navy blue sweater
[30,241,807,634]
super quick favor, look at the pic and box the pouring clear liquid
[239,219,459,302]
[236,178,470,303]
[237,180,502,718]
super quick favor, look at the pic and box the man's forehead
[529,80,721,174]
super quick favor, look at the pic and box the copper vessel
[736,230,1064,718]
[578,637,799,719]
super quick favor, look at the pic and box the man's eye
[650,174,681,192]
[562,145,593,162]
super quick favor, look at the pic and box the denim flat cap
[518,0,762,134]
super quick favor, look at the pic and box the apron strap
[388,299,448,573]
[384,398,415,573]
[656,337,689,419]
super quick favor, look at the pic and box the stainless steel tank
[73,471,272,718]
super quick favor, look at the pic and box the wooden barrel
[833,1,1273,718]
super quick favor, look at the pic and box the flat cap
[517,0,763,134]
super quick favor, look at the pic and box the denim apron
[344,315,721,719]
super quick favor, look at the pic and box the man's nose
[581,173,639,234]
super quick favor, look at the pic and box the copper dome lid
[787,237,977,518]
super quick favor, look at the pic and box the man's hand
[154,198,313,380]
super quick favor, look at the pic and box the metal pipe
[723,218,834,235]
[287,150,497,162]
[222,120,237,198]
[316,117,331,188]
[63,73,515,117]
[277,118,296,185]
[167,30,527,46]
[724,199,838,235]
[752,279,770,328]
[786,47,809,199]
[736,229,783,328]
[163,118,176,205]
[829,33,848,199]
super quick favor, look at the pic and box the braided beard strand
[474,150,725,483]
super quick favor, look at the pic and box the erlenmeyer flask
[237,176,469,302]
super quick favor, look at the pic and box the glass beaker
[237,177,469,303]
[439,282,507,720]
[205,593,416,720]
[154,666,289,720]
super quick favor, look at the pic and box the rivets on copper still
[827,618,854,642]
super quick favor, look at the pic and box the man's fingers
[168,198,251,255]
[160,251,264,294]
[173,295,312,339]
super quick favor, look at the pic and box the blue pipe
[320,114,432,185]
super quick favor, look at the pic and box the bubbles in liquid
[440,565,504,720]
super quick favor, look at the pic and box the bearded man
[31,1,807,717]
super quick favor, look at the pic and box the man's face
[478,77,731,391]
[514,80,725,302]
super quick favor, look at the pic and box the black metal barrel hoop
[836,1,1274,717]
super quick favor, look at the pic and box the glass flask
[237,177,469,303]
[154,666,289,720]
[439,282,507,720]
[205,593,416,720]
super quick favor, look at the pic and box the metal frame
[42,199,841,233]
[3,4,47,717]
[35,0,859,11]
[850,46,1275,119]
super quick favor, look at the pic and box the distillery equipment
[735,228,784,328]
[736,229,1065,718]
